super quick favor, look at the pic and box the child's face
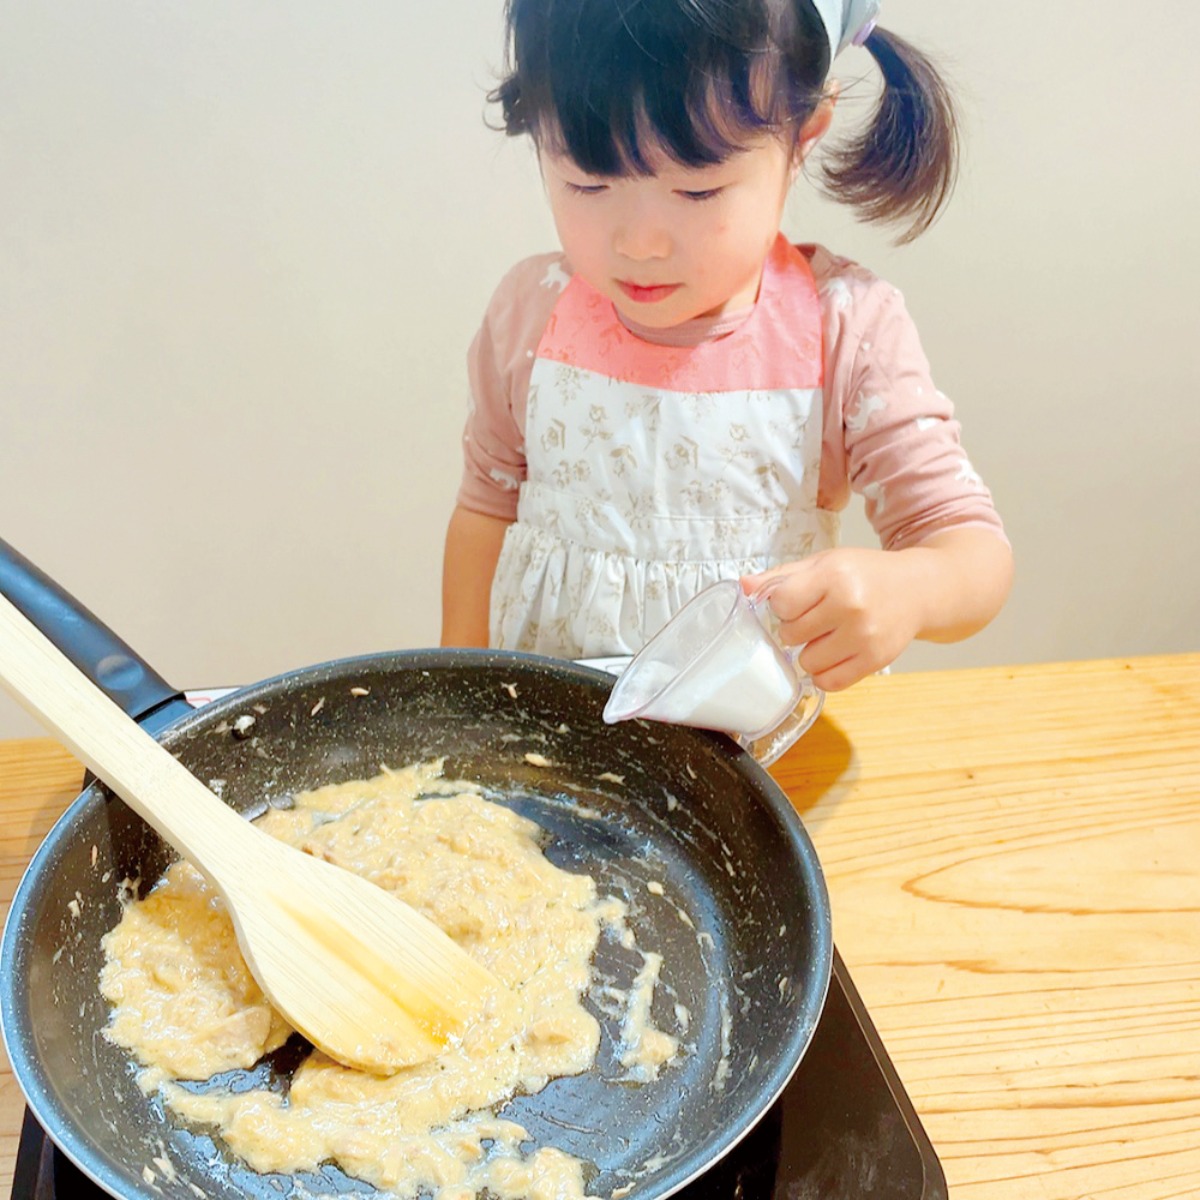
[540,130,804,328]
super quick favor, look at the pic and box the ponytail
[821,26,959,243]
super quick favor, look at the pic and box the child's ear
[794,82,840,166]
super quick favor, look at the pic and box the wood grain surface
[2,655,1198,1198]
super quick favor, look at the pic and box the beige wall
[2,2,1198,738]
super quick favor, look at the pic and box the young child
[442,0,1012,692]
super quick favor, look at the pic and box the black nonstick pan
[0,538,831,1200]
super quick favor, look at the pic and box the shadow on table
[768,711,855,835]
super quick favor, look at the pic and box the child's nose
[613,213,671,261]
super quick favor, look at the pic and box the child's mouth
[617,281,681,304]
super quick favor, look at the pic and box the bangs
[545,68,768,176]
[499,0,821,176]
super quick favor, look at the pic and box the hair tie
[810,0,882,59]
[851,17,877,47]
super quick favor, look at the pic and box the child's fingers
[804,652,870,692]
[775,598,833,648]
[741,563,823,623]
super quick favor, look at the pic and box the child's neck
[615,302,755,348]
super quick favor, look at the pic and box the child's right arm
[440,506,512,647]
[442,256,567,647]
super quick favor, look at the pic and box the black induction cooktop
[12,948,944,1200]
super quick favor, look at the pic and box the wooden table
[2,655,1198,1198]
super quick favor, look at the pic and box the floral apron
[490,234,838,658]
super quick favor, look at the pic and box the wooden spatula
[0,593,500,1074]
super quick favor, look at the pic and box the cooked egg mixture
[99,762,680,1200]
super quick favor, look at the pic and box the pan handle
[0,537,186,728]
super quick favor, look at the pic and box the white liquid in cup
[604,580,804,740]
[643,625,799,736]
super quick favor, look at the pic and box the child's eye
[678,188,723,202]
[565,182,609,196]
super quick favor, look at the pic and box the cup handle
[741,580,823,766]
[745,581,808,668]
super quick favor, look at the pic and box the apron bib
[490,235,838,658]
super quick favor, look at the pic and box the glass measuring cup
[602,579,823,766]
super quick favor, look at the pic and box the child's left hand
[741,530,1014,693]
[742,549,921,692]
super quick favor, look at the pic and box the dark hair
[490,0,958,242]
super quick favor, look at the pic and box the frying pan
[0,539,832,1200]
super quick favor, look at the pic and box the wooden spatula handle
[0,536,181,719]
[0,593,254,879]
